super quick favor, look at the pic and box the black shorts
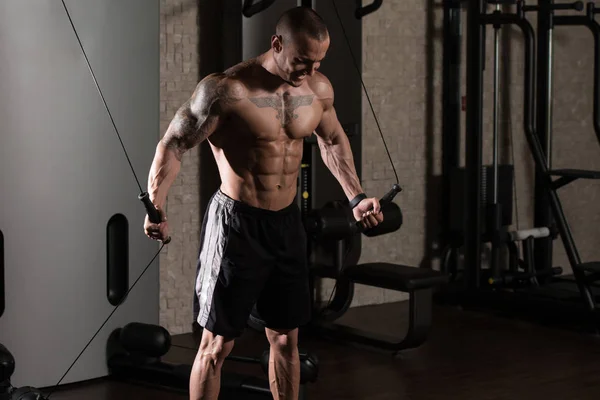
[192,189,311,338]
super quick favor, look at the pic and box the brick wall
[159,0,201,334]
[158,1,600,333]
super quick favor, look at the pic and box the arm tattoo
[162,75,240,160]
[249,93,314,127]
[162,106,204,160]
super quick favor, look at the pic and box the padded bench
[313,263,448,356]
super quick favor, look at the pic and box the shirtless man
[144,6,383,400]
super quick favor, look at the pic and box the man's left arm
[314,80,383,228]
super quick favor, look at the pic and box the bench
[311,263,448,355]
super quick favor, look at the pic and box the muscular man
[145,6,383,400]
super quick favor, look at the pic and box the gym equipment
[437,0,600,331]
[304,185,403,239]
[1,344,48,400]
[355,0,384,19]
[243,0,277,17]
[302,185,448,355]
[106,322,318,399]
[1,344,15,384]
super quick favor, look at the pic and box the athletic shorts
[192,189,311,338]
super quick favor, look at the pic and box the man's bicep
[161,104,214,158]
[161,75,226,159]
[314,77,342,143]
[315,103,343,143]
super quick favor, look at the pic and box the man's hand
[353,197,384,230]
[144,206,170,242]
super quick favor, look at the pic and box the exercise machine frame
[438,0,600,331]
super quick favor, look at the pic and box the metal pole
[493,3,500,204]
[489,2,502,280]
[466,0,485,290]
[534,0,554,273]
[442,0,462,248]
[547,28,554,167]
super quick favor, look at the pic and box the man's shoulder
[195,72,247,104]
[309,72,334,100]
[187,73,246,117]
[224,57,258,75]
[215,59,265,99]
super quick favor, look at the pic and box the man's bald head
[275,6,329,44]
[269,7,330,87]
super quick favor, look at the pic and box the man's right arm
[147,73,239,210]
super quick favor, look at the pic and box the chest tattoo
[249,93,314,127]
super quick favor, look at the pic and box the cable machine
[439,0,600,331]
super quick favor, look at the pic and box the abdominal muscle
[210,134,305,211]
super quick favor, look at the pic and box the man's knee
[266,328,298,355]
[197,328,235,369]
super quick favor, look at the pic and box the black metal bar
[481,13,534,134]
[524,236,535,277]
[488,202,503,280]
[488,266,562,285]
[534,0,554,274]
[554,1,584,11]
[554,14,600,145]
[355,0,383,19]
[507,240,520,274]
[334,240,345,276]
[465,0,485,290]
[441,0,462,251]
[550,175,577,190]
[319,275,354,321]
[490,6,502,281]
[311,288,434,354]
[242,0,276,17]
[109,355,275,396]
[522,1,584,12]
[394,288,433,354]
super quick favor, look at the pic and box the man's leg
[265,327,301,400]
[189,328,235,400]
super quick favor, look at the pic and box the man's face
[272,33,330,87]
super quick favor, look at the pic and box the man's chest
[234,91,323,140]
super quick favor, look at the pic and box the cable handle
[354,183,402,233]
[139,192,171,244]
[380,183,402,206]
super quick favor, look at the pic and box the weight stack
[449,165,514,238]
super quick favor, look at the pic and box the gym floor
[47,302,600,400]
